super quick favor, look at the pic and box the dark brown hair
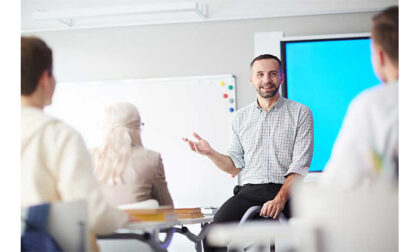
[250,54,282,72]
[372,6,398,65]
[21,36,53,95]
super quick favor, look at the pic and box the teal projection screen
[280,36,380,172]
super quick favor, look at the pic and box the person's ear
[249,75,253,86]
[279,72,284,85]
[378,47,386,67]
[38,70,50,89]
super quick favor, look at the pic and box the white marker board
[46,75,237,207]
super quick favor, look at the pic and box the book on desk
[119,205,206,222]
[174,208,204,219]
[121,206,175,222]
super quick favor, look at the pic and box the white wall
[24,11,376,109]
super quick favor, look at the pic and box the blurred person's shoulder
[21,106,85,148]
[350,81,398,114]
[131,147,161,163]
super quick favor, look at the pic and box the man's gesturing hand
[260,198,286,219]
[182,132,212,156]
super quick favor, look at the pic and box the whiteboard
[46,75,237,208]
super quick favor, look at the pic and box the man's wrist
[274,194,288,203]
[206,147,216,157]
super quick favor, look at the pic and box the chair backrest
[293,184,398,252]
[22,200,89,252]
[48,200,89,251]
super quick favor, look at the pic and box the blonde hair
[93,102,143,185]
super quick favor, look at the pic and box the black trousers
[204,183,291,251]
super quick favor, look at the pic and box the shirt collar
[254,95,285,112]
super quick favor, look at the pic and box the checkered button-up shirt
[228,96,314,185]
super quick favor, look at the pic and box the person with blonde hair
[92,102,174,207]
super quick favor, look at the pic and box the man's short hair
[250,54,283,72]
[372,6,398,65]
[21,36,53,95]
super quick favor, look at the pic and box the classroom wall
[24,11,376,109]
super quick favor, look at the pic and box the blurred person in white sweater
[21,36,129,237]
[322,6,399,189]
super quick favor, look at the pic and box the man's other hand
[182,132,212,156]
[260,198,286,219]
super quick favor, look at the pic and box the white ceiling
[21,0,398,32]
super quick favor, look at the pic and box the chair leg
[270,241,275,252]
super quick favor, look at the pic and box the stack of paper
[118,199,160,209]
[174,208,204,219]
[201,207,218,215]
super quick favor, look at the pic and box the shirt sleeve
[227,113,245,169]
[151,154,174,207]
[321,93,375,189]
[52,127,129,235]
[285,106,314,177]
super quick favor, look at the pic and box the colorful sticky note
[223,94,228,99]
[228,85,233,90]
[219,81,225,86]
[229,108,234,112]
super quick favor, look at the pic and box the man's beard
[256,84,279,98]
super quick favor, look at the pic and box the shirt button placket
[263,111,269,182]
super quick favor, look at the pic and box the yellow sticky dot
[219,81,225,86]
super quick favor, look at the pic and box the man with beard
[183,54,314,226]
